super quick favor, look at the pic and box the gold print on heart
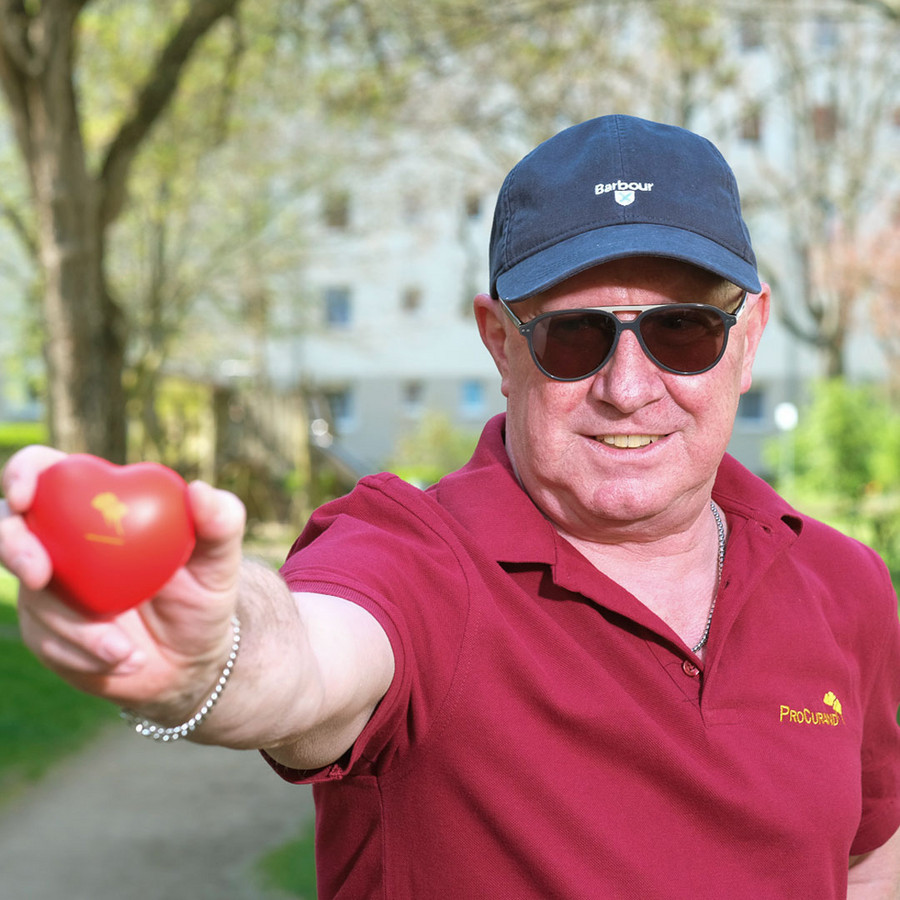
[86,492,130,545]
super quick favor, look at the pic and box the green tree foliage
[766,379,900,571]
[772,380,900,499]
[0,0,243,460]
[1,0,897,483]
[386,412,479,488]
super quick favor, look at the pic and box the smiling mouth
[595,434,664,449]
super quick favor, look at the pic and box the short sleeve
[269,473,475,782]
[852,558,900,854]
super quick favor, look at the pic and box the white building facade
[261,3,899,479]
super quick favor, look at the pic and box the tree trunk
[33,106,127,459]
[0,1,126,458]
[0,0,240,460]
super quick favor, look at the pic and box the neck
[559,500,727,655]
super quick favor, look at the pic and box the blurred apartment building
[264,6,898,478]
[1,3,896,484]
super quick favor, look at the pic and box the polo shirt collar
[431,414,559,566]
[433,413,805,569]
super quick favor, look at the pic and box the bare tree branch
[0,191,37,258]
[211,8,246,144]
[98,0,241,227]
[0,0,42,78]
[844,0,900,20]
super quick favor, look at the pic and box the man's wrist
[121,615,242,742]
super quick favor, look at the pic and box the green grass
[0,567,319,895]
[0,570,117,802]
[255,816,318,898]
[0,420,47,470]
[0,420,46,446]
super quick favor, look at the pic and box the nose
[588,327,666,413]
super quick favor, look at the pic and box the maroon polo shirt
[273,414,900,899]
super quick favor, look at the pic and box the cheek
[672,363,743,434]
[506,378,586,471]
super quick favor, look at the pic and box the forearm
[131,558,318,752]
[130,559,395,770]
[848,826,900,899]
[847,870,900,900]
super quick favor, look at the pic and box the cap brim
[495,223,762,301]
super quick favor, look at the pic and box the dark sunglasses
[499,293,747,380]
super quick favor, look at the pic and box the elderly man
[2,115,898,898]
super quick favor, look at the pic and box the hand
[0,446,247,720]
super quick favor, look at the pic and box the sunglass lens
[639,307,726,374]
[532,313,617,379]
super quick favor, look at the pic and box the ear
[474,293,512,397]
[738,284,771,394]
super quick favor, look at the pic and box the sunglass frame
[498,293,747,381]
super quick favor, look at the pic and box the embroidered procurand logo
[595,180,654,206]
[779,691,845,727]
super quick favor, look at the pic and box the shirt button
[682,659,701,678]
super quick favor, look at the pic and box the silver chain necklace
[691,500,726,654]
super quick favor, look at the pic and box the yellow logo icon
[86,492,129,545]
[779,690,844,727]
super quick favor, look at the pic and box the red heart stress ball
[24,455,196,617]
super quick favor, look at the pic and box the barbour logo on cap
[594,179,654,197]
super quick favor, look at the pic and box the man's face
[475,257,770,541]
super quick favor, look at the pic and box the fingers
[0,498,53,590]
[2,445,146,683]
[1,445,67,513]
[188,479,246,544]
[0,445,65,587]
[182,480,247,593]
[16,589,146,677]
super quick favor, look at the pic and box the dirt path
[0,724,314,900]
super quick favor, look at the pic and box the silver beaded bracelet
[120,615,242,742]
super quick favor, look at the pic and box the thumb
[183,481,247,591]
[188,480,246,546]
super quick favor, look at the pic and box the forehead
[525,257,736,311]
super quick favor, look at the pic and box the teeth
[598,434,661,449]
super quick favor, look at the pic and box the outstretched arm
[848,825,900,900]
[0,447,394,771]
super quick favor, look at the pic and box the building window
[738,18,763,51]
[402,380,425,416]
[403,191,424,225]
[812,105,838,143]
[402,287,423,314]
[737,389,765,423]
[324,286,352,329]
[814,16,839,51]
[323,190,351,230]
[740,110,762,143]
[465,193,482,219]
[460,379,485,417]
[325,387,356,432]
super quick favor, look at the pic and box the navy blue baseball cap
[489,115,761,302]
